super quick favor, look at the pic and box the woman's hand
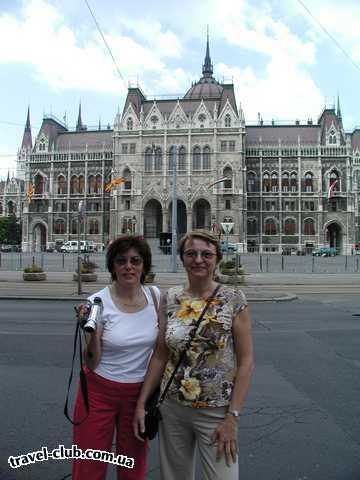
[210,415,238,466]
[74,303,90,328]
[133,402,146,442]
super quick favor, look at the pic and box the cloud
[0,0,187,94]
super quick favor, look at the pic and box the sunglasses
[183,250,217,260]
[114,255,143,266]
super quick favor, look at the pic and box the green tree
[0,216,21,245]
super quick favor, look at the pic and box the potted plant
[144,266,156,284]
[73,258,98,283]
[23,263,46,281]
[219,260,236,275]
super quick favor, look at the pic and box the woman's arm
[210,305,254,465]
[133,293,170,440]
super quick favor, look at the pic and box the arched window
[123,168,131,190]
[70,175,78,194]
[282,172,289,192]
[223,167,233,189]
[271,172,278,192]
[54,218,65,235]
[203,146,210,170]
[178,146,186,171]
[247,172,256,192]
[290,172,297,192]
[89,219,99,235]
[284,218,296,235]
[71,218,78,235]
[263,172,270,192]
[79,175,85,194]
[95,174,102,194]
[304,172,313,192]
[264,218,277,235]
[145,147,152,172]
[127,117,133,131]
[329,130,336,145]
[247,218,257,235]
[168,145,176,171]
[155,147,162,171]
[34,174,45,194]
[0,203,3,215]
[58,175,66,194]
[303,218,315,235]
[329,171,340,192]
[88,175,96,194]
[193,146,201,170]
[224,114,231,127]
[8,201,15,216]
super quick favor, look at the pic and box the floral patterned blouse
[161,284,247,408]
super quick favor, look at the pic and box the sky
[1,0,360,179]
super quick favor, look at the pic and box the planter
[73,273,97,283]
[23,272,46,281]
[144,273,156,284]
[217,272,245,285]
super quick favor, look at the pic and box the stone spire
[21,106,32,150]
[337,94,342,119]
[202,26,213,78]
[76,101,84,131]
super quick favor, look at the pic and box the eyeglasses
[183,250,217,260]
[114,255,143,266]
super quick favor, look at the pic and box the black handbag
[141,285,221,440]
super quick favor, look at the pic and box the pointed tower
[21,106,33,151]
[76,102,84,131]
[202,26,213,78]
[337,94,342,119]
[6,170,10,184]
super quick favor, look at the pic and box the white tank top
[88,285,160,383]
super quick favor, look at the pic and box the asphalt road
[0,297,360,480]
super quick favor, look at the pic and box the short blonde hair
[178,229,222,263]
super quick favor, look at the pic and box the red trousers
[72,370,148,480]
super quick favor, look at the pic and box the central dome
[184,77,223,100]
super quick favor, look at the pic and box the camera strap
[64,318,89,425]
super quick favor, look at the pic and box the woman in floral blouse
[134,230,254,480]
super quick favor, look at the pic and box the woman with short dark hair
[72,235,160,480]
[134,229,254,480]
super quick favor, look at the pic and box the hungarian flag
[105,176,125,192]
[328,180,338,199]
[26,183,34,202]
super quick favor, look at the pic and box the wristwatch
[227,409,240,419]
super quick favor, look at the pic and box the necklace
[110,284,146,307]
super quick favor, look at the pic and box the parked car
[220,241,238,253]
[312,247,337,257]
[60,240,93,253]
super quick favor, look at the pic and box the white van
[60,240,90,253]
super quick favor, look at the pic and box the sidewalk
[0,270,300,302]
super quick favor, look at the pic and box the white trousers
[159,398,239,480]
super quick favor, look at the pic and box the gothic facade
[19,40,360,254]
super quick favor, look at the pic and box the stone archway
[143,199,163,238]
[32,222,47,252]
[193,199,211,230]
[326,222,342,253]
[168,199,187,235]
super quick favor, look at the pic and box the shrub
[79,260,98,274]
[24,264,43,273]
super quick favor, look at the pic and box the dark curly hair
[106,235,152,283]
[178,229,222,264]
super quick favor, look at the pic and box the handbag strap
[148,286,159,315]
[64,314,90,425]
[157,284,221,405]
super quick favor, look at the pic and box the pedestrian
[72,235,160,480]
[134,229,254,480]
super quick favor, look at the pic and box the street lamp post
[171,146,177,273]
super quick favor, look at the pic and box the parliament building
[13,39,360,254]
